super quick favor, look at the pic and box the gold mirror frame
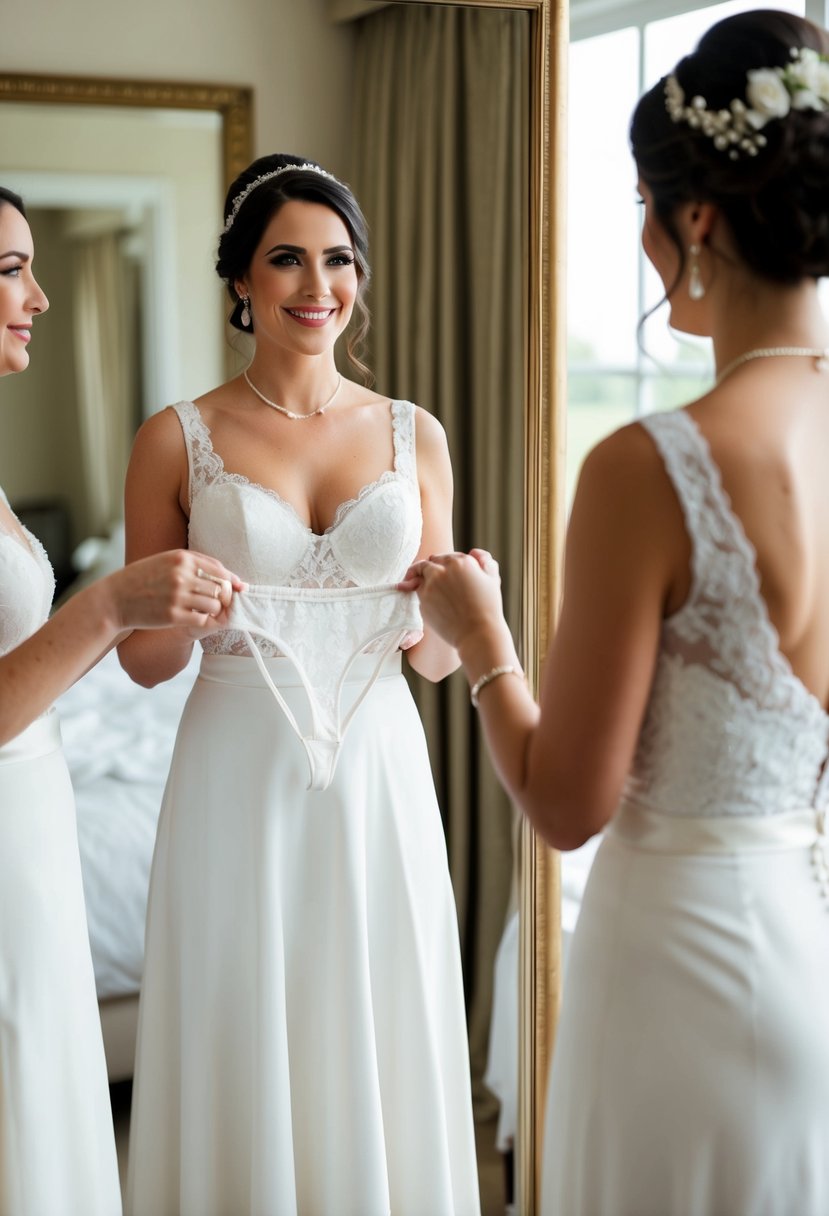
[0,20,565,1206]
[394,2,566,1209]
[0,73,253,192]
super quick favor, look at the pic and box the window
[566,0,827,501]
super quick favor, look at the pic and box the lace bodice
[624,410,829,817]
[0,486,55,657]
[171,400,423,657]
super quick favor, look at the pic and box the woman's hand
[106,550,244,635]
[400,548,506,652]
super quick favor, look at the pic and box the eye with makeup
[0,264,23,277]
[268,252,355,269]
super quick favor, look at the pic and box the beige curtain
[351,3,529,1118]
[72,233,138,535]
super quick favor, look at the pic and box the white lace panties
[223,584,422,791]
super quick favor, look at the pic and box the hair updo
[630,9,829,285]
[216,153,373,384]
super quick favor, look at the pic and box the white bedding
[56,647,200,1000]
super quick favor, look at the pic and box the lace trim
[641,410,828,720]
[172,398,417,535]
[0,494,55,588]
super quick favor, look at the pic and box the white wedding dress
[0,488,122,1216]
[542,410,829,1216]
[126,401,480,1216]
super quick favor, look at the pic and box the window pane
[568,27,641,369]
[566,376,638,504]
[645,0,805,86]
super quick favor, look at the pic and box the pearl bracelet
[470,664,524,709]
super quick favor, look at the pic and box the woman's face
[0,204,49,377]
[237,199,359,361]
[639,180,707,337]
[639,180,681,291]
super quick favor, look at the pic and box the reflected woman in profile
[0,186,241,1216]
[120,155,480,1215]
[408,10,829,1215]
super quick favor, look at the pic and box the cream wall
[1,0,355,178]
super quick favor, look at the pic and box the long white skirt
[0,711,121,1216]
[542,805,829,1216]
[127,653,480,1216]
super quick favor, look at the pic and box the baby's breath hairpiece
[222,163,338,234]
[665,46,829,160]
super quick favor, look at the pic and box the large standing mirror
[0,4,565,1206]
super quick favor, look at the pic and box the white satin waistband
[0,708,62,766]
[609,800,824,855]
[198,650,403,689]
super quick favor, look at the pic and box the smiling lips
[8,326,31,343]
[285,307,336,327]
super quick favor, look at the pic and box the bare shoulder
[132,404,187,457]
[578,417,671,508]
[127,407,189,502]
[411,404,449,455]
[573,417,690,579]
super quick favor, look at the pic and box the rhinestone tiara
[221,163,338,234]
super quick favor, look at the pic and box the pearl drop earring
[688,244,705,301]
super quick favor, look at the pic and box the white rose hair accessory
[222,162,338,234]
[665,46,829,160]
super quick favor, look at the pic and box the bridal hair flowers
[665,47,829,159]
[222,163,338,234]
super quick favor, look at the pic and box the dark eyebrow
[0,250,29,262]
[264,243,354,257]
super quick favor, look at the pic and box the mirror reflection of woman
[409,11,829,1214]
[119,155,480,1215]
[0,186,241,1216]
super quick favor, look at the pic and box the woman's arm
[403,408,462,682]
[118,408,229,688]
[0,548,238,747]
[409,422,688,849]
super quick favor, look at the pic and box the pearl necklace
[715,345,829,388]
[243,369,342,420]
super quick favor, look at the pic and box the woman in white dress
[120,155,480,1215]
[407,11,829,1215]
[0,186,241,1216]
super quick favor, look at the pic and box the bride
[120,154,481,1215]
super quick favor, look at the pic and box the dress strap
[638,408,812,710]
[639,409,746,609]
[169,402,224,504]
[390,401,418,483]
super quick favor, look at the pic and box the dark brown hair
[631,10,829,289]
[216,154,373,385]
[0,186,26,218]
